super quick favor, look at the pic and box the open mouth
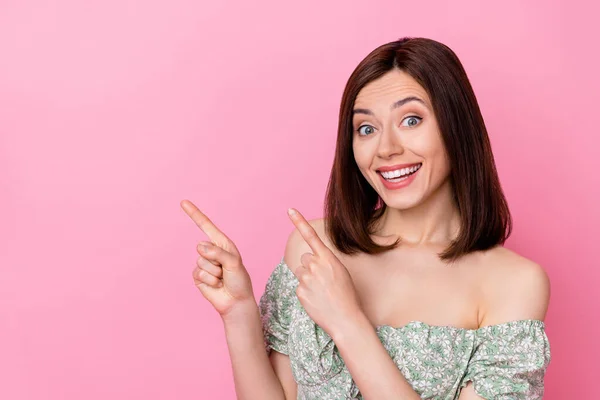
[378,163,422,182]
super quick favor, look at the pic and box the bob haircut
[324,37,512,263]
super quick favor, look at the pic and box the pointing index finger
[181,199,228,244]
[287,208,329,257]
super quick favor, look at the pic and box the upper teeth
[380,164,421,178]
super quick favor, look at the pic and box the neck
[374,179,461,246]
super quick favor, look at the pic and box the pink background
[1,0,597,398]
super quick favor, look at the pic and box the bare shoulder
[283,217,333,269]
[478,246,551,326]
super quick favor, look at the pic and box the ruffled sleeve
[458,320,551,400]
[258,257,296,356]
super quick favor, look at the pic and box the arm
[456,382,485,400]
[331,311,422,400]
[222,301,292,400]
[283,213,423,399]
[181,200,295,399]
[269,350,298,399]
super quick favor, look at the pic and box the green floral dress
[258,257,551,400]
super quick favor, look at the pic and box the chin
[380,194,423,211]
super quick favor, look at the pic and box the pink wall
[1,0,597,398]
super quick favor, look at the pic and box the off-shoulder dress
[258,257,551,400]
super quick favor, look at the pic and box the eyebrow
[352,96,427,116]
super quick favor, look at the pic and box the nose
[377,124,404,159]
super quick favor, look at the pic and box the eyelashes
[357,125,376,136]
[402,116,422,128]
[356,116,423,136]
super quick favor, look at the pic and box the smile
[378,163,422,181]
[377,163,422,189]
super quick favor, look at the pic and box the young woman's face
[352,68,451,210]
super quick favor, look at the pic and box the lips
[376,162,422,190]
[376,162,422,172]
[377,163,422,180]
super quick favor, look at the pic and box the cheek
[352,142,377,184]
[408,127,442,155]
[352,141,371,168]
[409,131,450,178]
[428,142,451,181]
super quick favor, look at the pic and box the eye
[401,116,422,127]
[356,124,375,136]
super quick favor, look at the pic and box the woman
[181,37,551,399]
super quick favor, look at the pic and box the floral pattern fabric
[258,257,551,400]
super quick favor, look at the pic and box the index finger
[180,199,230,245]
[287,208,330,257]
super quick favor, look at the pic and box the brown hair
[323,37,512,263]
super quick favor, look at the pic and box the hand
[286,208,364,338]
[181,199,255,319]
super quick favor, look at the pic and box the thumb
[197,282,221,303]
[199,243,242,273]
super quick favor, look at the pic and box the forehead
[354,69,431,110]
